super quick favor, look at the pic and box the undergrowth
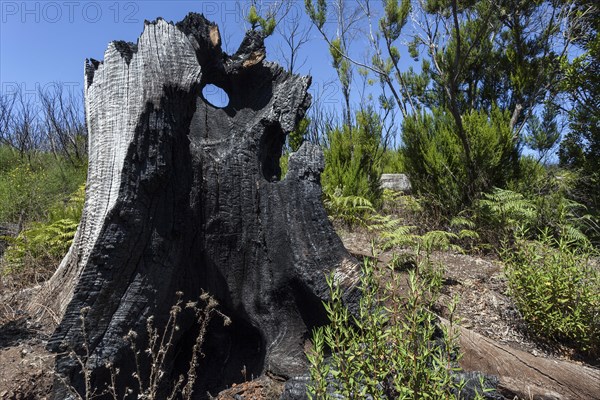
[323,184,600,366]
[503,231,600,358]
[307,247,494,399]
[1,184,85,284]
[0,147,87,225]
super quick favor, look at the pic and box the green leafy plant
[370,214,465,255]
[473,188,537,246]
[0,147,87,224]
[322,108,384,207]
[453,185,594,251]
[246,4,276,36]
[306,256,477,399]
[503,231,600,356]
[379,191,425,226]
[1,184,85,283]
[402,107,518,215]
[381,149,405,174]
[323,191,375,228]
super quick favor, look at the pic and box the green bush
[2,184,85,281]
[0,147,87,224]
[322,108,384,207]
[460,184,593,250]
[402,107,518,215]
[381,149,405,173]
[503,232,600,356]
[507,156,547,195]
[307,258,466,399]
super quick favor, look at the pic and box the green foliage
[278,118,311,180]
[557,2,598,217]
[0,147,86,284]
[304,0,327,30]
[322,108,384,207]
[508,156,547,195]
[503,233,600,356]
[2,184,85,280]
[324,191,375,228]
[402,107,518,214]
[379,191,425,225]
[380,0,411,41]
[246,4,276,36]
[0,146,87,224]
[559,1,599,178]
[289,117,309,152]
[370,213,464,257]
[381,149,405,173]
[306,258,470,399]
[464,181,594,249]
[474,188,537,244]
[524,105,561,163]
[279,151,289,179]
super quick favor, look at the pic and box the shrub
[1,184,85,283]
[507,155,546,195]
[0,147,87,224]
[322,108,384,207]
[503,232,600,356]
[381,149,405,173]
[401,106,518,215]
[306,257,484,399]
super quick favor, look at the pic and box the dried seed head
[125,330,138,340]
[186,301,198,309]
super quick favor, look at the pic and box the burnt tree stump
[44,13,359,398]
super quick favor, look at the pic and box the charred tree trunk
[42,13,359,399]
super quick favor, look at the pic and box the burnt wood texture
[46,13,359,398]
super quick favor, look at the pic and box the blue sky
[0,1,382,112]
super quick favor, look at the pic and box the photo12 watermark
[1,1,140,24]
[1,81,83,103]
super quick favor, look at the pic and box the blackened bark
[45,13,359,399]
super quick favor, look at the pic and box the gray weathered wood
[442,318,600,400]
[42,13,360,399]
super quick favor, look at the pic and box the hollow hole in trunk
[259,122,286,182]
[201,84,229,108]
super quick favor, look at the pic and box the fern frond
[368,214,401,231]
[450,216,476,229]
[458,229,479,240]
[379,225,419,249]
[560,224,591,247]
[324,192,375,227]
[420,230,462,253]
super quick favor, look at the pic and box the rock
[452,371,505,400]
[380,173,412,193]
[280,374,346,400]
